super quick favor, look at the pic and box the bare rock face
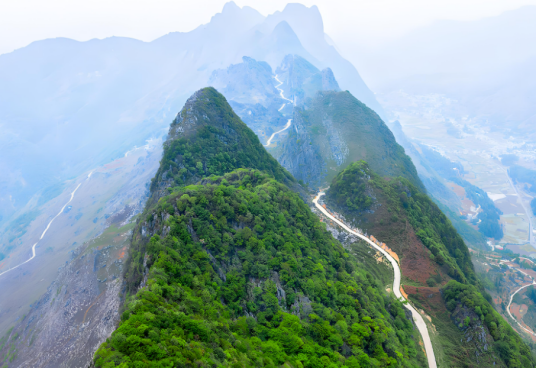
[0,219,134,368]
[450,305,502,366]
[278,108,327,189]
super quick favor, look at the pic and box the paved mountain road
[507,280,536,337]
[313,191,437,368]
[0,172,92,278]
[264,75,293,147]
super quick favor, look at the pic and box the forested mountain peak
[150,87,293,199]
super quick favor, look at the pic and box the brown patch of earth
[511,303,522,320]
[399,230,437,285]
[404,285,447,318]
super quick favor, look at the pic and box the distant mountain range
[210,54,421,191]
[0,1,381,233]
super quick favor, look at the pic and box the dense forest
[95,90,429,367]
[149,87,293,197]
[94,170,426,367]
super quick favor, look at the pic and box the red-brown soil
[404,285,447,318]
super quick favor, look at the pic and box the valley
[380,90,536,253]
[0,140,162,341]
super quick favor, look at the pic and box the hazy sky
[2,0,536,56]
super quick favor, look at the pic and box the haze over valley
[1,2,536,367]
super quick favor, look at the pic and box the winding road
[506,280,536,337]
[0,171,92,278]
[314,192,437,368]
[264,75,293,147]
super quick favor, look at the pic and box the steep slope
[208,54,339,146]
[93,89,428,367]
[275,54,340,105]
[208,56,279,108]
[388,121,488,249]
[279,91,423,191]
[148,87,294,202]
[0,2,382,232]
[208,56,288,142]
[323,161,535,367]
[254,3,384,117]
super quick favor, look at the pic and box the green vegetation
[328,165,374,212]
[433,200,487,249]
[283,90,424,191]
[95,170,425,367]
[324,161,536,366]
[326,161,476,284]
[150,87,293,195]
[102,90,429,367]
[443,280,534,367]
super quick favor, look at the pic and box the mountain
[209,54,420,192]
[322,161,534,367]
[388,121,489,250]
[146,87,294,203]
[275,54,340,105]
[208,54,340,145]
[279,91,423,190]
[208,56,289,142]
[86,88,428,367]
[0,2,380,234]
[254,4,383,116]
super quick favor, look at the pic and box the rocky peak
[321,67,340,91]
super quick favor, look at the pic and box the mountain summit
[149,87,294,202]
